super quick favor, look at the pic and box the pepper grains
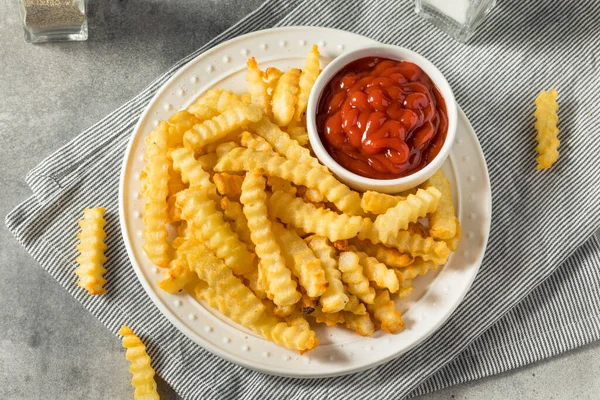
[17,0,88,43]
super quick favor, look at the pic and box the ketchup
[316,57,448,179]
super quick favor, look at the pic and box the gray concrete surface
[1,1,599,399]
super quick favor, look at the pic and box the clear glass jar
[14,0,88,43]
[414,0,496,43]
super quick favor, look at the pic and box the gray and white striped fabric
[6,0,600,399]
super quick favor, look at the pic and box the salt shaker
[14,0,88,43]
[414,0,496,43]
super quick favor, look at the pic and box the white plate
[119,27,492,378]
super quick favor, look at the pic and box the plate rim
[118,26,492,378]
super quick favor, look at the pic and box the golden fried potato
[166,110,200,148]
[141,124,170,268]
[373,187,441,242]
[294,44,320,121]
[367,290,404,334]
[183,104,262,151]
[337,251,375,304]
[216,147,362,215]
[272,222,327,298]
[424,169,457,240]
[344,312,375,336]
[118,325,160,400]
[75,207,107,295]
[187,245,265,326]
[240,169,301,306]
[268,191,363,241]
[349,238,413,268]
[250,117,321,168]
[214,173,245,200]
[361,191,403,214]
[272,68,301,126]
[305,235,349,313]
[360,219,450,265]
[177,187,254,275]
[354,250,399,293]
[534,89,560,170]
[220,197,254,251]
[246,57,270,115]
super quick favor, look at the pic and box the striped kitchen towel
[6,0,600,399]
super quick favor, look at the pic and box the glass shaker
[414,0,496,43]
[14,0,88,43]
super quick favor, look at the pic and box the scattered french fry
[75,208,107,295]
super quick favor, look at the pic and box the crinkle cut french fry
[250,117,322,169]
[216,141,238,158]
[359,219,450,265]
[272,68,301,126]
[196,152,218,172]
[344,312,375,336]
[240,131,275,153]
[285,127,309,146]
[187,247,265,326]
[353,250,399,293]
[394,258,436,284]
[373,187,441,242]
[196,284,318,353]
[534,89,560,170]
[268,191,363,241]
[157,239,202,294]
[246,57,270,115]
[189,89,225,109]
[344,294,367,315]
[215,90,245,113]
[367,290,404,334]
[170,147,216,196]
[305,235,349,313]
[272,222,327,298]
[310,307,344,327]
[187,103,220,121]
[444,218,461,252]
[243,268,267,299]
[253,313,319,353]
[286,312,311,331]
[267,176,296,195]
[75,207,107,295]
[240,169,301,306]
[337,251,375,304]
[397,283,414,299]
[183,103,262,151]
[176,187,254,275]
[157,257,198,294]
[214,173,245,200]
[167,164,186,221]
[424,169,457,240]
[221,197,255,251]
[167,110,201,148]
[216,147,362,214]
[274,304,296,318]
[143,121,169,160]
[142,129,170,268]
[361,191,404,214]
[349,238,413,268]
[295,44,320,121]
[264,67,283,95]
[118,325,160,400]
[303,188,324,203]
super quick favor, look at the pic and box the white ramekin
[306,45,457,193]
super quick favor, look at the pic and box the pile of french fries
[140,45,460,353]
